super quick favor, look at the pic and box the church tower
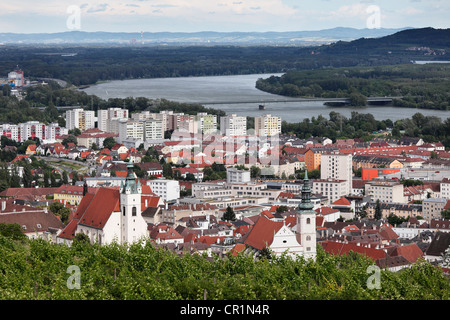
[296,170,317,260]
[120,163,146,244]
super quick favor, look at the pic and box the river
[82,73,450,123]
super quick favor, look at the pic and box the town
[1,84,450,275]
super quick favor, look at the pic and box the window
[306,218,311,224]
[132,207,137,216]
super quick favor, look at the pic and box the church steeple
[122,162,139,194]
[298,170,314,212]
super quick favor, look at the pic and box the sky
[0,0,449,33]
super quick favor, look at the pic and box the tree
[0,223,27,241]
[374,199,382,220]
[62,171,69,185]
[22,162,33,188]
[103,137,116,150]
[222,206,236,222]
[49,202,70,224]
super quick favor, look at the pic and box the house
[148,223,184,245]
[0,199,65,242]
[25,144,37,155]
[424,232,450,263]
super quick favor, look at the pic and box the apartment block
[312,179,349,203]
[147,179,180,201]
[196,113,218,134]
[65,108,95,131]
[422,198,448,221]
[441,178,450,199]
[254,114,281,136]
[97,108,129,132]
[0,121,67,143]
[226,167,251,184]
[364,181,404,203]
[220,114,247,136]
[320,153,353,194]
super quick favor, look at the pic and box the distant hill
[0,27,410,45]
[319,27,450,55]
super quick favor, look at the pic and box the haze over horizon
[1,0,449,34]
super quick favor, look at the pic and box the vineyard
[0,235,449,300]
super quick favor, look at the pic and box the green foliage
[257,64,450,111]
[0,237,449,300]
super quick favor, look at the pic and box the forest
[0,28,448,87]
[255,64,450,110]
[0,233,449,300]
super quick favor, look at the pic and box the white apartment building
[147,179,180,201]
[65,108,95,131]
[441,178,450,199]
[226,167,251,184]
[320,153,353,194]
[422,198,448,221]
[312,179,349,203]
[196,113,218,134]
[220,114,247,136]
[0,121,67,143]
[118,119,163,143]
[98,108,129,132]
[254,114,281,136]
[365,181,404,203]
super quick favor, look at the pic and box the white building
[65,108,95,131]
[118,119,163,143]
[254,114,281,136]
[98,108,129,132]
[0,121,67,143]
[226,167,251,184]
[8,69,24,87]
[312,179,349,203]
[147,179,180,201]
[441,178,450,200]
[365,181,404,203]
[320,153,353,194]
[423,198,448,221]
[220,114,247,136]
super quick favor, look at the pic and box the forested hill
[318,27,450,55]
[0,28,448,86]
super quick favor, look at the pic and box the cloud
[86,3,109,13]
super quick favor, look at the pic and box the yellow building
[53,185,92,206]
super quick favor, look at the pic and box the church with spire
[57,163,162,246]
[238,170,317,260]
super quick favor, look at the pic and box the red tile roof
[332,197,351,206]
[391,243,423,263]
[78,188,121,229]
[321,241,386,261]
[243,216,283,250]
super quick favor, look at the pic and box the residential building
[365,181,404,203]
[320,153,353,194]
[147,179,180,201]
[97,108,129,132]
[441,178,450,199]
[254,114,281,136]
[196,113,218,134]
[65,108,95,131]
[226,167,251,184]
[312,179,349,203]
[0,121,67,143]
[220,114,247,136]
[423,198,448,221]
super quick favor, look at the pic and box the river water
[82,73,450,123]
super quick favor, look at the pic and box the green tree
[222,206,236,222]
[0,223,27,241]
[103,137,116,150]
[374,199,382,220]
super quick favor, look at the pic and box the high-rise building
[254,114,281,136]
[320,153,353,194]
[196,113,218,134]
[65,108,95,131]
[97,108,129,132]
[220,114,247,136]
